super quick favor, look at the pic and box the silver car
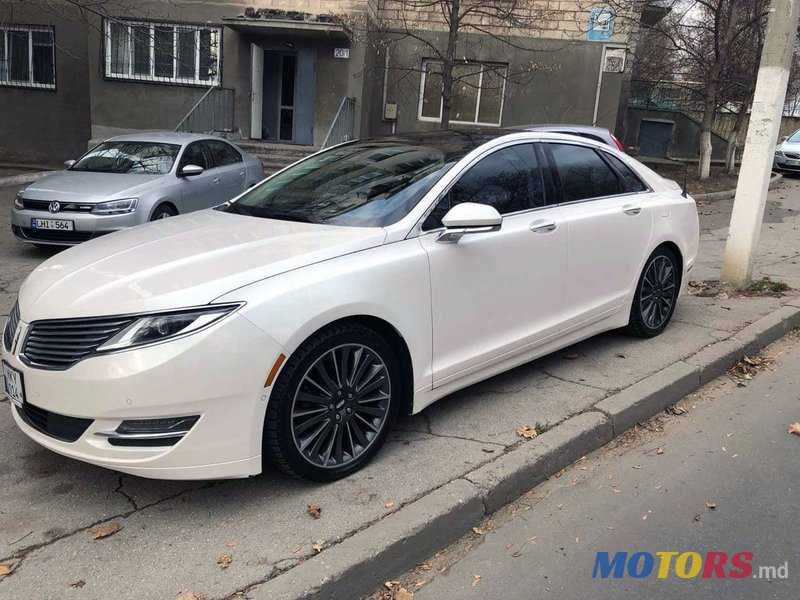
[12,132,265,247]
[774,129,800,173]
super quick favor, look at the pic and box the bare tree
[349,0,595,129]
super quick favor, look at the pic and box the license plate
[2,361,24,408]
[786,159,800,166]
[30,218,74,231]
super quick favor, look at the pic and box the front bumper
[2,313,285,480]
[773,156,800,171]
[10,208,145,246]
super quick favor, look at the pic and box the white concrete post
[720,0,800,287]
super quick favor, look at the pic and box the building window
[0,26,56,89]
[104,20,220,86]
[418,60,507,126]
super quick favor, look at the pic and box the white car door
[418,143,567,387]
[542,142,654,330]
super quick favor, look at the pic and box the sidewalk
[1,180,799,600]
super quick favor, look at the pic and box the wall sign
[334,48,350,59]
[588,8,615,42]
[603,47,626,73]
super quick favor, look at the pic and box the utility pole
[720,0,800,288]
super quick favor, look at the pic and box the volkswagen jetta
[2,130,699,481]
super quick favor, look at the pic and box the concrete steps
[236,141,319,175]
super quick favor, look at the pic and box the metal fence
[321,97,356,149]
[175,86,235,133]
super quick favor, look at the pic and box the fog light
[95,416,200,447]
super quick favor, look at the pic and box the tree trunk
[725,96,751,174]
[698,86,717,180]
[439,0,460,130]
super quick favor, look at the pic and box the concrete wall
[363,34,625,137]
[622,108,729,160]
[0,7,91,165]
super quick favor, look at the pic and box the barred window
[418,60,506,126]
[104,20,220,86]
[0,26,55,89]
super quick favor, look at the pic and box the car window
[69,142,180,175]
[179,142,209,171]
[206,140,243,167]
[546,143,621,202]
[604,154,648,193]
[422,144,543,230]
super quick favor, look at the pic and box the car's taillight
[611,134,625,152]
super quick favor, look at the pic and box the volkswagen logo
[48,201,60,213]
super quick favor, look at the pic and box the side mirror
[438,202,502,244]
[179,164,205,177]
[64,160,76,169]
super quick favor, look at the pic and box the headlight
[91,198,138,215]
[97,304,241,352]
[14,191,24,209]
[775,149,784,156]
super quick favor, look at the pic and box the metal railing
[321,97,356,149]
[175,85,235,133]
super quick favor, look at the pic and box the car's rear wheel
[264,323,400,481]
[627,246,681,338]
[150,204,177,221]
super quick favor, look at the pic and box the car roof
[104,131,227,145]
[510,124,612,135]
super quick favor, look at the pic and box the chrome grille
[3,302,21,351]
[22,315,136,369]
[22,199,94,212]
[785,152,800,159]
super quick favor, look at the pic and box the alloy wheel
[639,255,677,329]
[290,344,391,468]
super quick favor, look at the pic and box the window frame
[418,141,552,233]
[0,25,56,90]
[204,139,243,168]
[103,19,221,87]
[540,141,652,206]
[417,59,507,127]
[177,141,213,171]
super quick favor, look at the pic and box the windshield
[788,130,800,143]
[70,142,181,174]
[225,141,457,227]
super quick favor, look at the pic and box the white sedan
[1,131,699,481]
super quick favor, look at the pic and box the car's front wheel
[150,204,177,221]
[264,323,400,481]
[627,246,681,337]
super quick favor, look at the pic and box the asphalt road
[385,331,800,599]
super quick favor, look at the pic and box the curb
[252,299,800,600]
[0,170,55,188]
[694,172,783,201]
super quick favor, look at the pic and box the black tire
[626,246,681,338]
[150,204,177,221]
[264,323,401,481]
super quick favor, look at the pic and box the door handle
[623,205,642,216]
[239,171,245,178]
[530,220,558,233]
[213,177,221,184]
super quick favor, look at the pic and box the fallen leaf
[385,501,395,509]
[516,425,539,439]
[564,352,579,360]
[632,464,642,469]
[307,504,322,519]
[90,522,121,540]
[575,537,580,543]
[225,541,238,548]
[417,562,432,571]
[706,501,717,510]
[615,353,627,359]
[393,587,414,600]
[656,447,664,455]
[217,554,233,569]
[481,447,495,453]
[291,546,303,554]
[789,423,800,436]
[177,595,203,600]
[68,580,86,589]
[312,541,324,553]
[472,527,485,535]
[605,526,615,530]
[0,564,13,577]
[471,574,482,587]
[694,514,702,522]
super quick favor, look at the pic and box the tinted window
[206,140,243,167]
[179,142,209,170]
[547,143,620,202]
[225,141,456,227]
[70,142,180,175]
[423,144,543,230]
[605,154,648,193]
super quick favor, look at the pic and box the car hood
[18,210,387,321]
[21,171,167,203]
